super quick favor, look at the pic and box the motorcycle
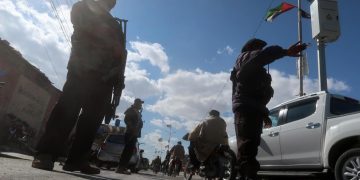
[184,144,237,180]
[168,156,182,177]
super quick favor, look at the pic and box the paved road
[1,152,331,180]
[0,152,200,180]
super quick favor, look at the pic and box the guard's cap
[134,98,144,104]
[241,38,267,53]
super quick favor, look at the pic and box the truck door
[279,97,323,167]
[258,109,283,168]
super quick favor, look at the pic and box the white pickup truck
[229,91,360,180]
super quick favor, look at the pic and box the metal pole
[317,39,328,91]
[168,126,172,151]
[298,0,304,96]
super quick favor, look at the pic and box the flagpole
[298,0,304,96]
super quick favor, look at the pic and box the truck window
[330,97,360,115]
[269,110,280,127]
[286,100,317,124]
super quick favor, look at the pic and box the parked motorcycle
[184,144,237,180]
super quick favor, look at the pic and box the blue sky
[1,0,359,160]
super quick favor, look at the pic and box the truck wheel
[335,148,360,180]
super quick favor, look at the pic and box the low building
[0,38,61,146]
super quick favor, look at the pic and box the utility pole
[310,0,340,92]
[167,124,172,151]
[297,0,305,96]
[317,39,327,91]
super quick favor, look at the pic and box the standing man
[32,0,126,175]
[116,98,144,174]
[230,38,306,180]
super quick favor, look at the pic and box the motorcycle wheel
[220,149,237,180]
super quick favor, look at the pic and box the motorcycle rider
[169,141,185,175]
[186,110,229,179]
[188,110,228,163]
[151,156,162,173]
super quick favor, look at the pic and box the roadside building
[0,38,61,146]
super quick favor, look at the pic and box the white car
[229,91,360,180]
[96,134,140,172]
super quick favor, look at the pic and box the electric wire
[201,0,277,121]
[24,0,61,85]
[49,0,72,46]
[54,0,73,39]
[252,0,276,38]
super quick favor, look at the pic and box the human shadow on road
[53,170,122,180]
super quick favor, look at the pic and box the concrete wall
[0,38,61,145]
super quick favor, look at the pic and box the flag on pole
[265,2,296,22]
[297,53,309,78]
[166,124,171,128]
[300,9,311,19]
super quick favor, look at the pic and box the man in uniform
[231,38,306,180]
[32,0,126,175]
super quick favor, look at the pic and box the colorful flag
[265,2,296,22]
[300,9,311,19]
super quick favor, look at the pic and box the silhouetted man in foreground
[32,0,126,175]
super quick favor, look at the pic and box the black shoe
[32,154,54,171]
[63,162,100,174]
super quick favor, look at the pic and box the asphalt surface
[0,152,198,180]
[0,152,333,180]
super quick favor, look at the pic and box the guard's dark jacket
[231,46,287,115]
[68,0,125,77]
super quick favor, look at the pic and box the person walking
[115,98,144,174]
[230,38,306,180]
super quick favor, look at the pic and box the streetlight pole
[167,124,172,151]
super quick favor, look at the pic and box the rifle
[104,18,128,124]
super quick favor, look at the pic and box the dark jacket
[124,106,143,138]
[230,46,287,114]
[67,0,125,77]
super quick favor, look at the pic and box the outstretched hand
[287,41,307,57]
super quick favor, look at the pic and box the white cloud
[269,69,351,108]
[128,41,170,74]
[217,45,234,55]
[148,69,232,131]
[150,118,185,130]
[0,0,71,88]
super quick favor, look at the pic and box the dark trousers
[35,72,112,164]
[234,111,263,179]
[188,142,200,169]
[118,133,137,168]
